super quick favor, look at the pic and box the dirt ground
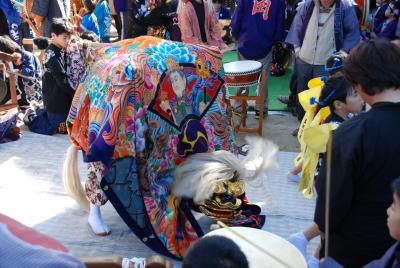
[235,111,300,152]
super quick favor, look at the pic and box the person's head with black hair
[387,178,400,240]
[33,37,51,50]
[83,0,96,13]
[81,31,100,42]
[343,39,400,104]
[51,18,74,49]
[212,0,225,12]
[182,236,249,268]
[316,76,363,120]
[325,51,348,77]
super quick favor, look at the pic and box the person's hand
[294,47,301,58]
[79,8,87,17]
[73,14,82,26]
[12,52,22,65]
[392,39,400,48]
[319,231,325,239]
[33,15,45,35]
[221,43,235,53]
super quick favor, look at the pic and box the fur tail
[63,145,90,212]
[172,137,278,204]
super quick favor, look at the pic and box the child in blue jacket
[94,0,112,42]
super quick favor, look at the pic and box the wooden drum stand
[224,60,266,136]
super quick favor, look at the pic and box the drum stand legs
[229,70,266,136]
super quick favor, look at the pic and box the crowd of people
[0,0,400,267]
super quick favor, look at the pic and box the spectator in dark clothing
[230,0,286,115]
[314,39,400,268]
[363,178,400,267]
[24,18,74,135]
[18,22,35,52]
[0,0,21,43]
[212,0,231,19]
[372,0,400,39]
[0,35,41,106]
[286,0,360,121]
[31,0,70,37]
[373,1,390,34]
[321,178,400,268]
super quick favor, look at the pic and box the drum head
[224,60,262,74]
[205,227,307,268]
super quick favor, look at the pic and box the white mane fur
[172,137,278,203]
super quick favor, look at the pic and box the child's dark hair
[0,35,22,54]
[317,76,354,113]
[51,18,74,36]
[344,39,400,96]
[83,0,96,13]
[182,236,248,268]
[325,51,348,76]
[392,178,400,199]
[33,37,51,50]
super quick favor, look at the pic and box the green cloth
[222,51,290,111]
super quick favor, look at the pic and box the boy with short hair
[318,77,364,124]
[182,235,249,268]
[25,18,74,135]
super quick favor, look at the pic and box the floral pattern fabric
[85,161,108,206]
[67,36,235,258]
[66,35,86,90]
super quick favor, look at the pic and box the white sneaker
[288,232,308,259]
[287,173,300,183]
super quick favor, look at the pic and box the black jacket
[315,102,400,267]
[42,44,75,115]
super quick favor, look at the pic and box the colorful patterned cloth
[66,35,86,90]
[67,36,255,258]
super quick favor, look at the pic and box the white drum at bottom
[205,227,307,268]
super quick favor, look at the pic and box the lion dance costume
[64,36,277,259]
